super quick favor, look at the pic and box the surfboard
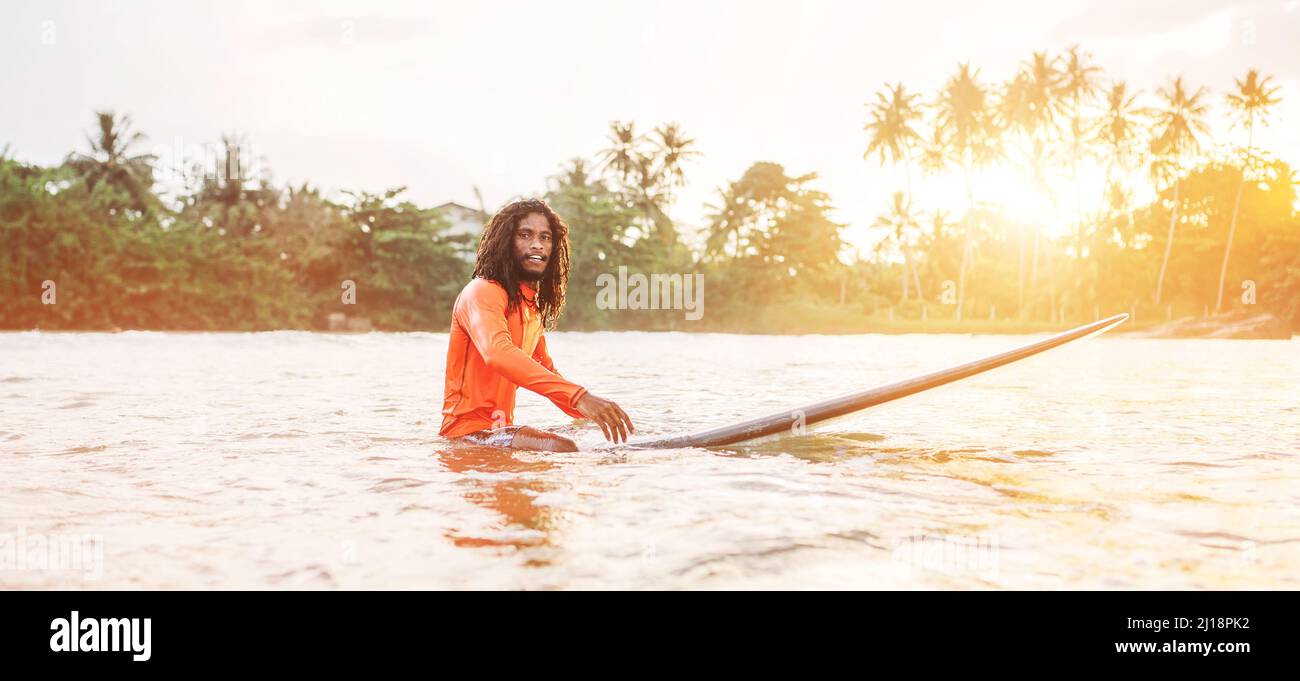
[629,313,1128,449]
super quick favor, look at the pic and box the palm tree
[597,120,643,185]
[1058,45,1102,191]
[1150,76,1210,306]
[1092,81,1146,311]
[558,158,592,190]
[998,74,1033,318]
[1094,82,1145,202]
[65,110,157,212]
[704,183,752,261]
[1059,45,1102,206]
[1103,178,1134,224]
[865,82,925,189]
[935,62,999,321]
[630,154,677,245]
[917,124,953,177]
[865,82,925,297]
[1057,46,1102,320]
[999,52,1063,319]
[1023,51,1065,124]
[925,207,954,266]
[872,192,924,301]
[651,122,701,189]
[1216,69,1282,312]
[598,120,682,246]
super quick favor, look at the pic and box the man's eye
[541,234,551,241]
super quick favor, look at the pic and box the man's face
[512,212,553,282]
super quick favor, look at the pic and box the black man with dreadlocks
[439,199,634,451]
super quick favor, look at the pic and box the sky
[2,0,1298,254]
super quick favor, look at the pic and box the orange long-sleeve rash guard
[439,277,588,437]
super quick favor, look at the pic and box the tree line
[2,48,1298,332]
[856,48,1298,329]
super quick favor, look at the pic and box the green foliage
[0,150,468,330]
[543,158,696,330]
[326,188,469,329]
[2,103,1297,333]
[698,162,847,323]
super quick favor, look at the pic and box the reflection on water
[1,330,1297,588]
[439,446,558,555]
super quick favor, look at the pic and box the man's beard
[514,255,545,283]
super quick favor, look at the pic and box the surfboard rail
[629,313,1129,449]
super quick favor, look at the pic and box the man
[440,198,634,452]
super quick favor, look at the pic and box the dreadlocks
[471,198,571,329]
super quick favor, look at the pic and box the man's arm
[456,281,587,412]
[531,334,587,418]
[533,333,635,443]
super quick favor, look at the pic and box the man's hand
[574,393,635,444]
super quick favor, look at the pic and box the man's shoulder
[456,277,508,309]
[460,277,507,298]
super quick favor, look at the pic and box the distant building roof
[434,201,488,262]
[433,201,487,217]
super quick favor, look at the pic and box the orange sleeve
[457,280,588,414]
[532,334,587,418]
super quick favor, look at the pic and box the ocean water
[2,330,1297,589]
